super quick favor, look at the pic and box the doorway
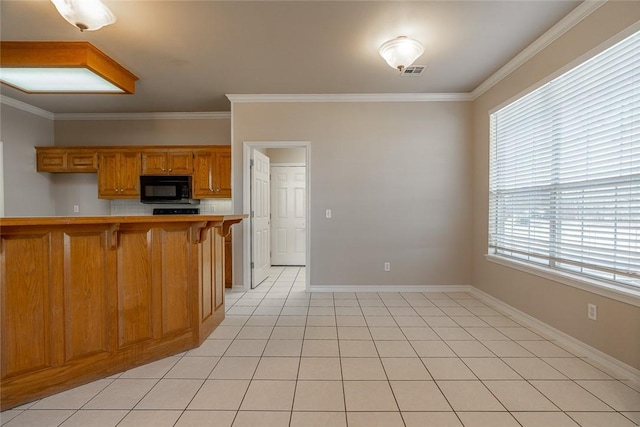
[242,142,310,291]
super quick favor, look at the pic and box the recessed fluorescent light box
[0,41,138,94]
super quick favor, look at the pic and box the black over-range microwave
[140,175,199,204]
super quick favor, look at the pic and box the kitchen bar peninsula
[0,214,245,410]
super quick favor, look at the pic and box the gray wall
[51,173,110,216]
[267,147,306,164]
[471,1,640,370]
[232,101,473,289]
[54,118,230,146]
[0,105,55,217]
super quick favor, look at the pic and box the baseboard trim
[471,287,640,387]
[308,285,472,293]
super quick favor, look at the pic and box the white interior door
[251,150,271,288]
[271,166,306,265]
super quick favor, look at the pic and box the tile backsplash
[111,198,233,215]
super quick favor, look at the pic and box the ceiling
[0,0,581,114]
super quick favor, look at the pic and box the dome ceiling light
[51,0,116,32]
[379,36,424,72]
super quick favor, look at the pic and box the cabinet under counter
[0,214,246,410]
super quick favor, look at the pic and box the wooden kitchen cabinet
[141,150,193,175]
[36,148,98,173]
[0,215,245,410]
[193,147,231,198]
[36,145,231,199]
[98,151,141,198]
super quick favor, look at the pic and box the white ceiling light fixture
[51,0,116,32]
[379,36,424,72]
[0,42,138,94]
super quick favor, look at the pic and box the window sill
[484,254,640,307]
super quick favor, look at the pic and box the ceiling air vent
[400,65,426,76]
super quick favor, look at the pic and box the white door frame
[242,141,311,292]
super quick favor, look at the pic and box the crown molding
[0,95,55,120]
[470,0,606,100]
[0,96,231,120]
[227,93,473,103]
[54,111,231,120]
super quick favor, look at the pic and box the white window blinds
[489,29,640,289]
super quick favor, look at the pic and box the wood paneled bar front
[0,215,245,410]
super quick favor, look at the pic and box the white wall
[0,105,55,217]
[232,101,472,289]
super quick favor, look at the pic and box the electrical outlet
[588,303,597,320]
[325,209,332,219]
[384,262,391,271]
[73,205,79,213]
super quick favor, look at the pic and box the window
[489,29,640,290]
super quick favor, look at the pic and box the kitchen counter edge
[0,214,247,227]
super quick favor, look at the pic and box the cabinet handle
[169,168,172,172]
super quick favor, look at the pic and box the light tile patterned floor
[2,266,639,427]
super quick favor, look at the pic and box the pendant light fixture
[379,36,424,72]
[51,0,116,32]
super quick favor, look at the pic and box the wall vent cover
[400,66,426,76]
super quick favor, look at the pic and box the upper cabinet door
[119,153,141,197]
[37,151,67,172]
[35,148,97,173]
[192,147,231,199]
[67,152,98,172]
[141,150,193,175]
[166,151,193,175]
[98,152,141,199]
[141,152,167,175]
[192,151,215,199]
[214,149,232,198]
[97,153,120,198]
